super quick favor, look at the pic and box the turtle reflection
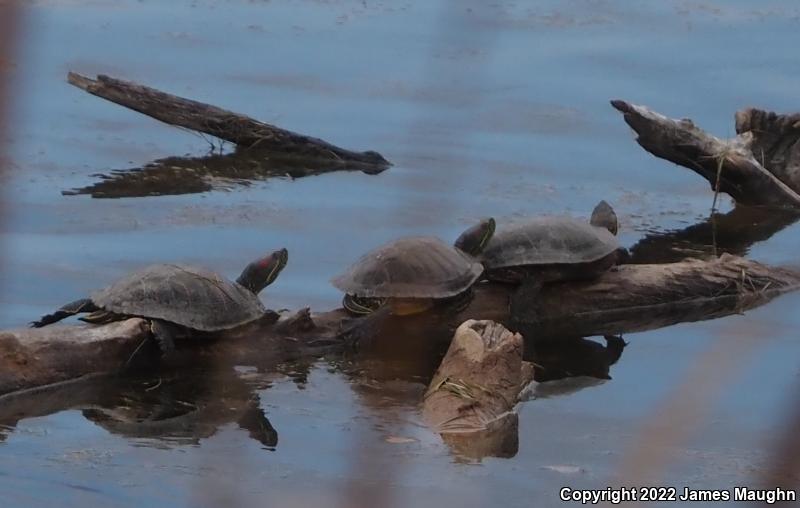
[82,370,277,448]
[0,369,277,449]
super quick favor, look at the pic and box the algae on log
[422,320,534,459]
[1,256,798,398]
[611,100,800,208]
[67,72,391,170]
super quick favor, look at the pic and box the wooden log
[67,72,391,169]
[422,320,534,459]
[0,318,150,397]
[1,256,798,397]
[611,100,800,208]
[735,108,800,192]
[520,254,800,339]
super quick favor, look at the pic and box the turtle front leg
[122,319,178,372]
[149,320,177,355]
[337,306,392,351]
[30,298,99,327]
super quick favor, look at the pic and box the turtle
[478,201,625,323]
[332,218,495,316]
[480,200,622,284]
[30,248,289,354]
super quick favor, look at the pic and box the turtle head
[590,201,619,236]
[454,217,496,256]
[237,248,289,294]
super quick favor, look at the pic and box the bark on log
[1,256,798,398]
[422,320,534,459]
[519,254,799,339]
[67,72,391,169]
[611,100,800,208]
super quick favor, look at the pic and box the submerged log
[611,100,800,208]
[422,320,534,459]
[1,256,798,398]
[67,72,391,170]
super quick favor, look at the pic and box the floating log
[67,72,391,170]
[422,320,534,459]
[516,254,800,339]
[2,255,797,398]
[611,100,800,208]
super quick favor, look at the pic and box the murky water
[2,1,800,506]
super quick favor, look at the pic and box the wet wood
[1,256,798,397]
[518,253,800,339]
[67,72,391,169]
[611,100,800,208]
[422,320,534,458]
[0,318,150,397]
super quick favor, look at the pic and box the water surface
[2,1,800,506]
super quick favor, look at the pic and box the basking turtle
[332,218,495,316]
[30,249,289,352]
[481,201,622,284]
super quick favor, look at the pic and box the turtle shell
[480,217,619,269]
[331,236,483,299]
[91,264,266,331]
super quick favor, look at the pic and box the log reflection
[0,368,277,449]
[64,148,388,198]
[628,206,800,264]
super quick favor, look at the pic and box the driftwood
[1,255,798,399]
[66,72,390,184]
[422,320,534,458]
[516,254,800,339]
[611,100,800,208]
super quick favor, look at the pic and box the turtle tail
[30,298,98,328]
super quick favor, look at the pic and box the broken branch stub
[423,320,534,459]
[611,100,800,208]
[734,107,800,193]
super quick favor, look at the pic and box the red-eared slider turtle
[479,201,624,324]
[332,218,495,316]
[481,201,622,284]
[30,249,289,352]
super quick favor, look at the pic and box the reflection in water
[628,206,800,264]
[63,147,389,198]
[530,335,627,382]
[341,315,628,460]
[0,323,626,463]
[0,368,277,449]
